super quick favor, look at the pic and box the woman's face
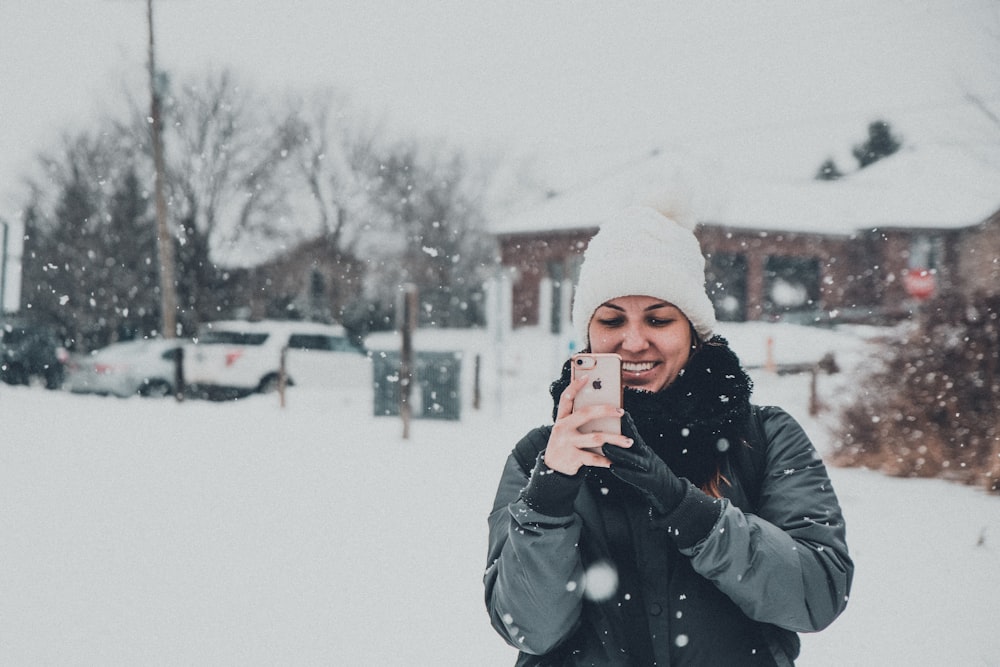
[588,295,694,392]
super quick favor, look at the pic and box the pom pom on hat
[571,204,716,347]
[640,190,698,231]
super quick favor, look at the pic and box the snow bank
[2,321,998,665]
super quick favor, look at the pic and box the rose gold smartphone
[570,353,622,435]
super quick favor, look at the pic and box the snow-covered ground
[2,322,998,666]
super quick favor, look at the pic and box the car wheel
[140,379,173,398]
[2,363,28,385]
[44,368,64,390]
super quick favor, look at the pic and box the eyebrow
[598,301,674,313]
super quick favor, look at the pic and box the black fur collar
[549,336,754,486]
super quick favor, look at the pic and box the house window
[764,256,820,318]
[706,253,747,322]
[907,234,938,270]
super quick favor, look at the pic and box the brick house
[220,234,364,324]
[493,145,1000,341]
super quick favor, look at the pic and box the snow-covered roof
[495,143,1000,238]
[494,149,688,236]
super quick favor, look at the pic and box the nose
[620,324,649,353]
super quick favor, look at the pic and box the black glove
[519,452,583,517]
[603,412,688,515]
[606,412,724,548]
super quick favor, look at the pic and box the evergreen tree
[852,119,902,169]
[21,131,160,349]
[103,168,160,338]
[815,157,844,180]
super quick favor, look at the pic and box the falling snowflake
[583,561,618,602]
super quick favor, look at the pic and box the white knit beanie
[571,205,716,347]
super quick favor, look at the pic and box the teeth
[623,361,655,373]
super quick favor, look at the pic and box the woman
[484,205,852,666]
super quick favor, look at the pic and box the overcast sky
[4,1,998,179]
[1,1,998,259]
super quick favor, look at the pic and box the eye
[595,316,624,327]
[648,317,675,327]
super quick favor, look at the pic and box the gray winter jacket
[484,406,852,666]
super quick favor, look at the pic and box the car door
[284,333,370,389]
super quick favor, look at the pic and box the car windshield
[287,333,357,352]
[198,331,269,346]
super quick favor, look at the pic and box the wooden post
[473,353,481,411]
[400,284,418,439]
[810,353,839,417]
[809,366,819,416]
[278,345,288,408]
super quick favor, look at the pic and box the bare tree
[220,89,387,325]
[140,69,303,330]
[363,139,495,328]
[286,89,382,254]
[17,66,501,345]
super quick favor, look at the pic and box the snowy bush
[833,292,1000,492]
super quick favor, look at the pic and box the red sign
[903,268,936,301]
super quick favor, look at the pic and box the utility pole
[0,218,8,315]
[147,0,178,339]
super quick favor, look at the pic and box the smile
[622,361,656,373]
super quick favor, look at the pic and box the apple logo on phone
[592,379,602,390]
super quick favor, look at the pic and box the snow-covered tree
[852,119,902,169]
[815,157,844,180]
[20,127,161,350]
[151,69,302,331]
[363,139,494,329]
[834,292,1000,493]
[16,68,499,346]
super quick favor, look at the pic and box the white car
[183,320,370,397]
[64,338,182,398]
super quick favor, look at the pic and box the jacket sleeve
[483,430,587,655]
[681,407,854,632]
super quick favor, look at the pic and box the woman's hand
[545,374,633,475]
[603,412,689,516]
